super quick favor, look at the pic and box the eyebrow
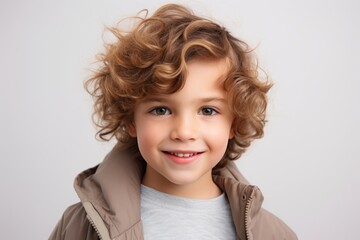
[140,96,227,104]
[196,97,227,104]
[139,97,167,104]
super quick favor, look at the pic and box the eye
[200,107,218,116]
[150,107,171,115]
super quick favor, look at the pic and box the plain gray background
[1,0,359,239]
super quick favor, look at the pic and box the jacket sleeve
[49,203,99,240]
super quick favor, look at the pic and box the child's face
[131,58,234,198]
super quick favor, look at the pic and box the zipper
[82,201,111,240]
[244,187,255,240]
[87,214,103,240]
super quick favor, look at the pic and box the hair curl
[85,4,271,167]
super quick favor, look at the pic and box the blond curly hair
[85,4,271,167]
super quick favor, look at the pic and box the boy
[50,4,297,240]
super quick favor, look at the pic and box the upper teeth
[170,152,196,158]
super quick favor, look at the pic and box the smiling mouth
[164,151,201,158]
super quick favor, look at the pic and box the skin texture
[130,58,234,199]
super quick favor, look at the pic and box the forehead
[184,57,229,86]
[180,58,229,94]
[187,57,228,75]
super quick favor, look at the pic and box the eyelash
[149,106,219,116]
[149,106,171,115]
[200,107,219,116]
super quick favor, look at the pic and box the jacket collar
[74,146,263,239]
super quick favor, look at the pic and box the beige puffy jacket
[49,146,297,240]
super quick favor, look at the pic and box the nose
[170,114,197,141]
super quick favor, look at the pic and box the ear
[128,123,137,137]
[228,126,234,139]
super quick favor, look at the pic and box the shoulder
[49,203,99,240]
[213,163,297,239]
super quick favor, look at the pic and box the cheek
[204,124,232,152]
[135,121,164,152]
[207,118,233,138]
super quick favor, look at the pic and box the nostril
[170,127,197,141]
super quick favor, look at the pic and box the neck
[142,167,222,199]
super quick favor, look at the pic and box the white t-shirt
[140,184,237,240]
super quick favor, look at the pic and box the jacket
[49,146,297,240]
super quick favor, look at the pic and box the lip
[162,150,204,165]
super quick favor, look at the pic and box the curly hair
[85,4,271,167]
